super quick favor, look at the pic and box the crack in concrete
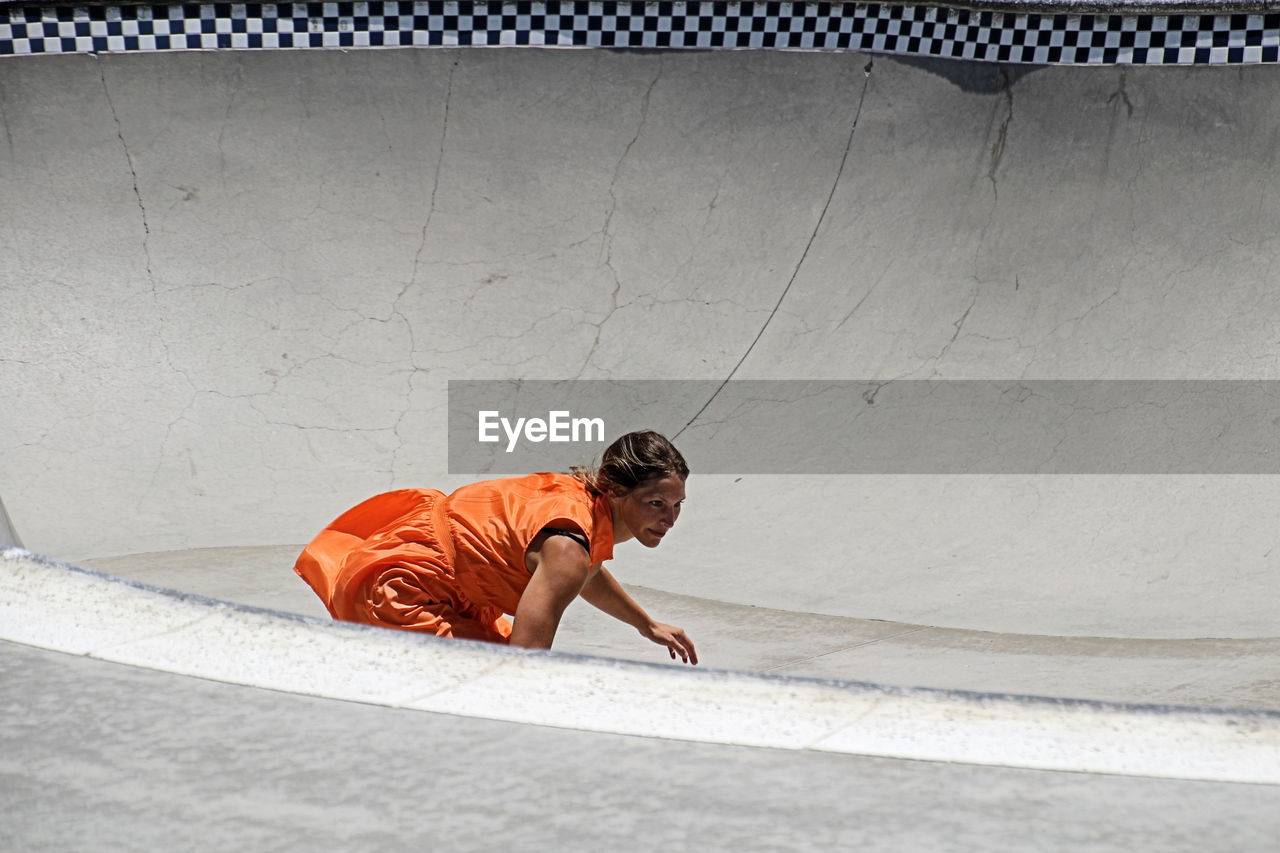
[385,56,462,478]
[969,67,1017,305]
[676,65,875,439]
[1102,69,1134,183]
[95,56,206,513]
[138,382,200,512]
[929,288,980,376]
[987,68,1014,200]
[95,55,154,291]
[215,64,244,191]
[406,56,459,301]
[1108,70,1134,120]
[835,258,896,333]
[0,75,15,162]
[602,65,660,263]
[578,61,662,378]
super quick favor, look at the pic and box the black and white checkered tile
[3,2,1279,65]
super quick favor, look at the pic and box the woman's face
[611,475,686,547]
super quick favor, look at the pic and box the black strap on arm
[541,527,590,553]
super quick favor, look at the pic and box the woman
[294,430,697,664]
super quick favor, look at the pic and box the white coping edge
[4,546,1279,785]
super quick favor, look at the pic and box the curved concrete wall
[3,47,1280,638]
[5,547,1278,783]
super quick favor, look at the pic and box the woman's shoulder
[530,471,590,493]
[448,471,588,502]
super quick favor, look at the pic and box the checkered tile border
[3,2,1279,64]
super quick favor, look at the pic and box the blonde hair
[571,430,689,495]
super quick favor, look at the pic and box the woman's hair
[571,430,689,495]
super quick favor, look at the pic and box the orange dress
[293,472,615,642]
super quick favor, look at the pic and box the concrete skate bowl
[4,1,1280,781]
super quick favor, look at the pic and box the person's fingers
[683,636,698,666]
[649,622,696,664]
[671,630,696,665]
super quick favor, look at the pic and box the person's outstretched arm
[579,567,698,665]
[509,535,592,650]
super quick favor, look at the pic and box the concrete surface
[4,44,1280,849]
[7,640,1280,853]
[9,549,1278,786]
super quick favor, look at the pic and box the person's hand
[643,621,698,665]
